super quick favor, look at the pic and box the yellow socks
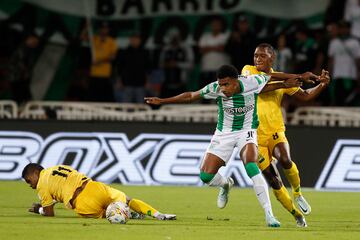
[128,199,158,217]
[273,186,302,217]
[283,162,301,197]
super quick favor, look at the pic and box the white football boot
[295,195,311,215]
[265,210,281,227]
[295,214,308,228]
[217,177,234,209]
[155,213,177,220]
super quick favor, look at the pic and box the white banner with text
[0,131,252,186]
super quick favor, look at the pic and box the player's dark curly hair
[257,43,276,56]
[217,65,239,80]
[22,163,44,178]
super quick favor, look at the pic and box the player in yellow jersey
[22,163,176,221]
[241,43,330,227]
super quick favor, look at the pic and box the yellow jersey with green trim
[241,65,300,136]
[36,165,89,209]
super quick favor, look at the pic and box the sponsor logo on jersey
[0,131,253,187]
[315,139,360,191]
[223,104,254,116]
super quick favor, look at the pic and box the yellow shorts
[257,131,288,171]
[73,181,127,218]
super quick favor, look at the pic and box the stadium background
[0,0,340,101]
[0,1,359,191]
[1,1,360,240]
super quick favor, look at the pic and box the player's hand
[319,69,330,85]
[144,97,162,105]
[29,203,41,214]
[284,78,303,88]
[300,72,320,84]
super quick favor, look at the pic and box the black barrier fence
[0,120,359,190]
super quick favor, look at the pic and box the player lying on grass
[241,43,331,227]
[22,163,176,220]
[145,64,319,227]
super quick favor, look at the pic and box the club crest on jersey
[244,95,254,104]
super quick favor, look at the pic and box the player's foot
[154,213,177,220]
[295,214,307,228]
[217,177,234,209]
[295,195,311,215]
[265,210,281,227]
[130,211,145,219]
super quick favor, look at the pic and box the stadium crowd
[0,0,359,111]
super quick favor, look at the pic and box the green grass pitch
[0,181,359,240]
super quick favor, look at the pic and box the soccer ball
[105,201,131,224]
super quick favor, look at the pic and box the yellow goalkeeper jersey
[241,65,300,136]
[36,165,89,209]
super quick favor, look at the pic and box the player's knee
[278,156,292,169]
[262,169,282,189]
[269,177,282,189]
[199,172,215,184]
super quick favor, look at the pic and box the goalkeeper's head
[22,163,44,189]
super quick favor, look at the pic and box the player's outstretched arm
[293,69,330,101]
[29,203,55,217]
[145,91,202,105]
[268,72,319,84]
[261,78,303,93]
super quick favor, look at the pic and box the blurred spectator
[344,0,360,40]
[324,0,346,25]
[0,3,37,38]
[314,23,339,75]
[7,34,39,104]
[66,70,89,102]
[116,32,151,103]
[40,13,75,44]
[66,21,92,102]
[293,27,317,73]
[198,18,229,88]
[312,23,339,105]
[159,31,194,98]
[226,16,256,70]
[87,22,116,102]
[273,34,293,72]
[328,20,360,106]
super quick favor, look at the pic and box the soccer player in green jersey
[145,65,315,227]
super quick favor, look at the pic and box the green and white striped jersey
[200,74,270,132]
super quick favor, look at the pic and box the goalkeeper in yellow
[22,163,176,221]
[241,43,330,227]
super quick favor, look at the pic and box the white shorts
[206,129,258,163]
